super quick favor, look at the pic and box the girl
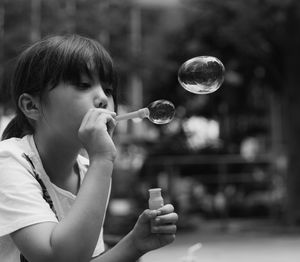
[0,34,178,262]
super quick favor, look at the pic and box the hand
[78,108,117,161]
[130,204,178,255]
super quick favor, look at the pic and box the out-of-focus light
[183,116,220,150]
[109,199,133,216]
[131,0,181,8]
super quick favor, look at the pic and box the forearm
[50,158,113,261]
[91,232,143,262]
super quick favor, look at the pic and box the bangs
[61,38,116,87]
[44,35,117,91]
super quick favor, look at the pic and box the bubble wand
[116,99,175,125]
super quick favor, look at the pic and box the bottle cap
[148,188,162,198]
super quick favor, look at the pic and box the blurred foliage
[0,0,294,110]
[142,0,291,109]
[0,0,296,161]
[136,0,290,154]
[0,0,133,106]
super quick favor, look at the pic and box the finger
[157,204,175,215]
[137,209,161,224]
[82,109,116,127]
[80,108,95,128]
[95,113,116,132]
[106,117,117,136]
[88,109,114,124]
[82,109,105,129]
[151,224,177,234]
[87,109,102,127]
[154,212,178,225]
[95,108,116,117]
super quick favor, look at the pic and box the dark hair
[2,34,118,140]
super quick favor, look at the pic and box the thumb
[137,209,160,225]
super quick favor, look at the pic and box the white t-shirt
[0,135,109,261]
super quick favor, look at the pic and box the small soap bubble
[147,100,175,124]
[178,56,225,94]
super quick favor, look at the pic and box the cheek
[42,102,84,132]
[65,105,89,129]
[41,87,91,133]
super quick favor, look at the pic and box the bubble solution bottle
[148,188,164,233]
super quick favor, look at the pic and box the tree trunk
[284,0,300,224]
[30,0,41,42]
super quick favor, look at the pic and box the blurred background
[1,0,300,261]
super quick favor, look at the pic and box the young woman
[0,34,178,262]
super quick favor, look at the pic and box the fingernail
[150,210,158,216]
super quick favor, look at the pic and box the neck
[33,133,80,183]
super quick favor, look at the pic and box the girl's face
[37,74,115,146]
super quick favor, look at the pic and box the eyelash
[76,82,113,96]
[103,87,113,96]
[77,82,91,89]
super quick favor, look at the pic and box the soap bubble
[178,56,225,94]
[147,100,175,124]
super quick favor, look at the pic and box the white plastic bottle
[148,188,164,233]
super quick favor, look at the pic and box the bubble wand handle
[115,108,149,122]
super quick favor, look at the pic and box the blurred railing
[144,153,272,188]
[142,153,279,224]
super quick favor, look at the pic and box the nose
[94,86,108,109]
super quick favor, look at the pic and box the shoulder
[0,136,23,152]
[0,136,35,182]
[0,136,31,160]
[0,138,25,163]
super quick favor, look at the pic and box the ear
[18,93,41,121]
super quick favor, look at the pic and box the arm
[11,158,113,262]
[49,158,114,260]
[11,109,117,262]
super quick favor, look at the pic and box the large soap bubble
[178,56,225,94]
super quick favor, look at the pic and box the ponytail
[1,114,34,140]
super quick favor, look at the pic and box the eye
[103,86,113,96]
[77,82,91,89]
[100,82,113,96]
